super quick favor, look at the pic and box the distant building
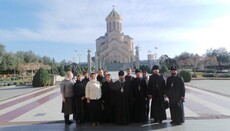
[95,8,138,71]
[148,54,156,61]
[147,53,158,68]
[140,59,160,69]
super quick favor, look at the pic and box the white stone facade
[96,9,136,70]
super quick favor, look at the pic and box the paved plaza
[0,73,230,130]
[186,80,230,96]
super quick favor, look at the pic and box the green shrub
[60,70,66,77]
[179,70,192,82]
[32,68,51,87]
[160,65,168,74]
[3,83,8,86]
[10,77,17,81]
[13,81,20,86]
[13,81,18,85]
[19,81,24,85]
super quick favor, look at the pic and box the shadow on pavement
[0,120,179,131]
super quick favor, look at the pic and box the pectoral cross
[120,82,124,93]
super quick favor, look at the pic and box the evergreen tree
[160,65,168,74]
[32,68,51,87]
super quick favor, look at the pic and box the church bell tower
[105,8,122,34]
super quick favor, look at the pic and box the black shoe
[170,121,182,125]
[153,120,158,123]
[174,122,182,125]
[158,120,162,124]
[92,122,96,127]
[76,122,82,126]
[65,120,73,125]
[65,122,71,125]
[76,120,80,124]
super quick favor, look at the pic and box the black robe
[113,80,132,125]
[97,75,105,84]
[82,78,89,86]
[125,75,134,121]
[165,75,185,124]
[73,80,86,123]
[125,75,134,82]
[132,77,148,122]
[81,78,90,122]
[148,74,167,121]
[101,80,113,123]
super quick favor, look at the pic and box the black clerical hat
[135,69,141,74]
[170,66,177,70]
[118,70,124,76]
[152,65,159,70]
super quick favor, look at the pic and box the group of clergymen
[60,65,185,126]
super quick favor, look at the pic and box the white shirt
[144,76,149,86]
[85,80,102,100]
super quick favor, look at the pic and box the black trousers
[89,99,102,123]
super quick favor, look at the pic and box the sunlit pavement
[0,73,230,131]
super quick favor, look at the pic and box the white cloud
[0,28,41,41]
[178,12,230,54]
[1,0,230,57]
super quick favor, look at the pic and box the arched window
[113,22,116,30]
[109,22,112,32]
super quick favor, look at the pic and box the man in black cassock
[165,66,185,125]
[125,68,134,122]
[101,73,113,123]
[143,71,150,119]
[82,72,90,85]
[148,65,167,123]
[113,70,132,125]
[125,68,134,82]
[97,69,105,84]
[82,72,90,122]
[73,74,85,125]
[132,69,148,123]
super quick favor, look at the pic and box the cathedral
[95,8,139,71]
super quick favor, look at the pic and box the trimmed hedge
[179,70,192,82]
[32,68,51,87]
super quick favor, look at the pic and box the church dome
[106,9,121,19]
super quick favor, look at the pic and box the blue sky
[0,0,230,62]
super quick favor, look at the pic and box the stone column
[87,49,92,73]
[95,52,98,71]
[135,46,140,69]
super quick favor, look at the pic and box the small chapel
[95,8,139,71]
